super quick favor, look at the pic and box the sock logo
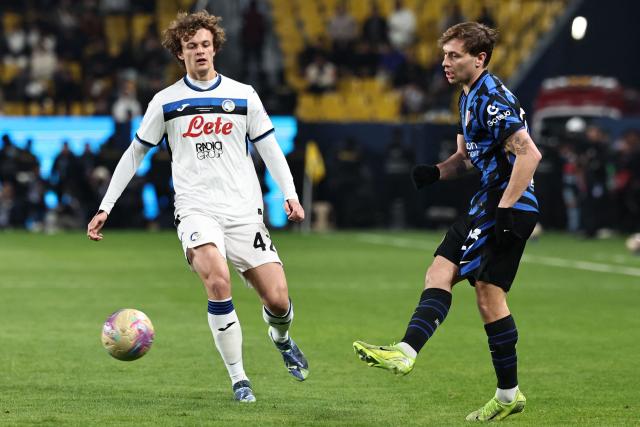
[218,321,236,331]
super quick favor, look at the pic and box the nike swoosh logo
[460,261,470,264]
[218,321,236,331]
[177,103,190,112]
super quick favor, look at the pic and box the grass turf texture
[1,230,639,426]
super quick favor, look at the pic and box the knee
[202,273,231,295]
[425,265,451,290]
[263,286,289,315]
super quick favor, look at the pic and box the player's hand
[411,164,440,190]
[87,211,108,241]
[285,199,305,223]
[495,207,521,247]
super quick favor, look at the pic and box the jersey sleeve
[478,92,525,144]
[246,87,274,142]
[135,95,165,147]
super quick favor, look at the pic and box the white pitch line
[353,233,640,278]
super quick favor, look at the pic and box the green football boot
[465,390,526,422]
[352,341,415,376]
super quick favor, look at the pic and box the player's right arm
[436,133,474,179]
[411,134,473,189]
[87,140,151,240]
[87,96,165,241]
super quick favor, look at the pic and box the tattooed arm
[498,129,542,208]
[437,134,475,180]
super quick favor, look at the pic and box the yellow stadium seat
[320,93,347,121]
[132,14,153,45]
[3,102,26,115]
[2,13,22,31]
[105,15,129,57]
[296,93,320,121]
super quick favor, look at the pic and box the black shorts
[434,210,538,292]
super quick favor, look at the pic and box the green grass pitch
[1,230,639,426]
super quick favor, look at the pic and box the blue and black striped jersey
[457,70,538,215]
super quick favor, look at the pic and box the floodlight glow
[571,16,587,40]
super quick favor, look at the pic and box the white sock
[496,386,518,403]
[207,299,247,384]
[397,342,417,359]
[262,300,293,343]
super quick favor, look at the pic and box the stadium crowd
[1,1,639,237]
[298,1,497,117]
[2,122,640,235]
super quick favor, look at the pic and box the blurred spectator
[304,53,337,94]
[383,129,415,228]
[0,134,20,183]
[112,78,141,123]
[352,41,379,77]
[477,6,496,29]
[329,137,376,227]
[51,141,81,199]
[298,35,328,71]
[580,125,612,237]
[327,2,358,70]
[559,140,582,233]
[0,182,23,229]
[388,0,416,50]
[440,4,466,34]
[377,43,406,82]
[613,129,640,232]
[53,62,82,112]
[241,0,266,81]
[148,144,174,227]
[361,2,388,51]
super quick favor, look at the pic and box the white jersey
[136,74,278,224]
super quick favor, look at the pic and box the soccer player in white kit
[87,11,308,403]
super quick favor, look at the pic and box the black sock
[401,288,452,353]
[485,315,518,389]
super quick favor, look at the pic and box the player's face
[178,28,216,79]
[441,39,482,86]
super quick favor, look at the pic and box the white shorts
[176,214,282,273]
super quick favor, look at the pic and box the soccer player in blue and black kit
[353,22,541,422]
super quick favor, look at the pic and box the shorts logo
[221,99,235,112]
[196,141,223,160]
[190,232,201,241]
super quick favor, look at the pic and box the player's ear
[476,52,486,68]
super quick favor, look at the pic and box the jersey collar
[183,74,222,91]
[467,69,489,94]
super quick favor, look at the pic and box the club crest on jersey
[221,99,235,112]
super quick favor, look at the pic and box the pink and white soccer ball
[101,309,155,361]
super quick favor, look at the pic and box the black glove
[411,164,440,189]
[495,207,521,247]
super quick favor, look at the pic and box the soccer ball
[101,308,155,361]
[625,233,640,254]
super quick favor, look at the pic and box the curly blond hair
[161,10,226,67]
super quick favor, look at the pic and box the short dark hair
[438,22,498,66]
[161,10,226,67]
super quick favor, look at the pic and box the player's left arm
[254,134,305,222]
[498,129,542,208]
[248,86,304,222]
